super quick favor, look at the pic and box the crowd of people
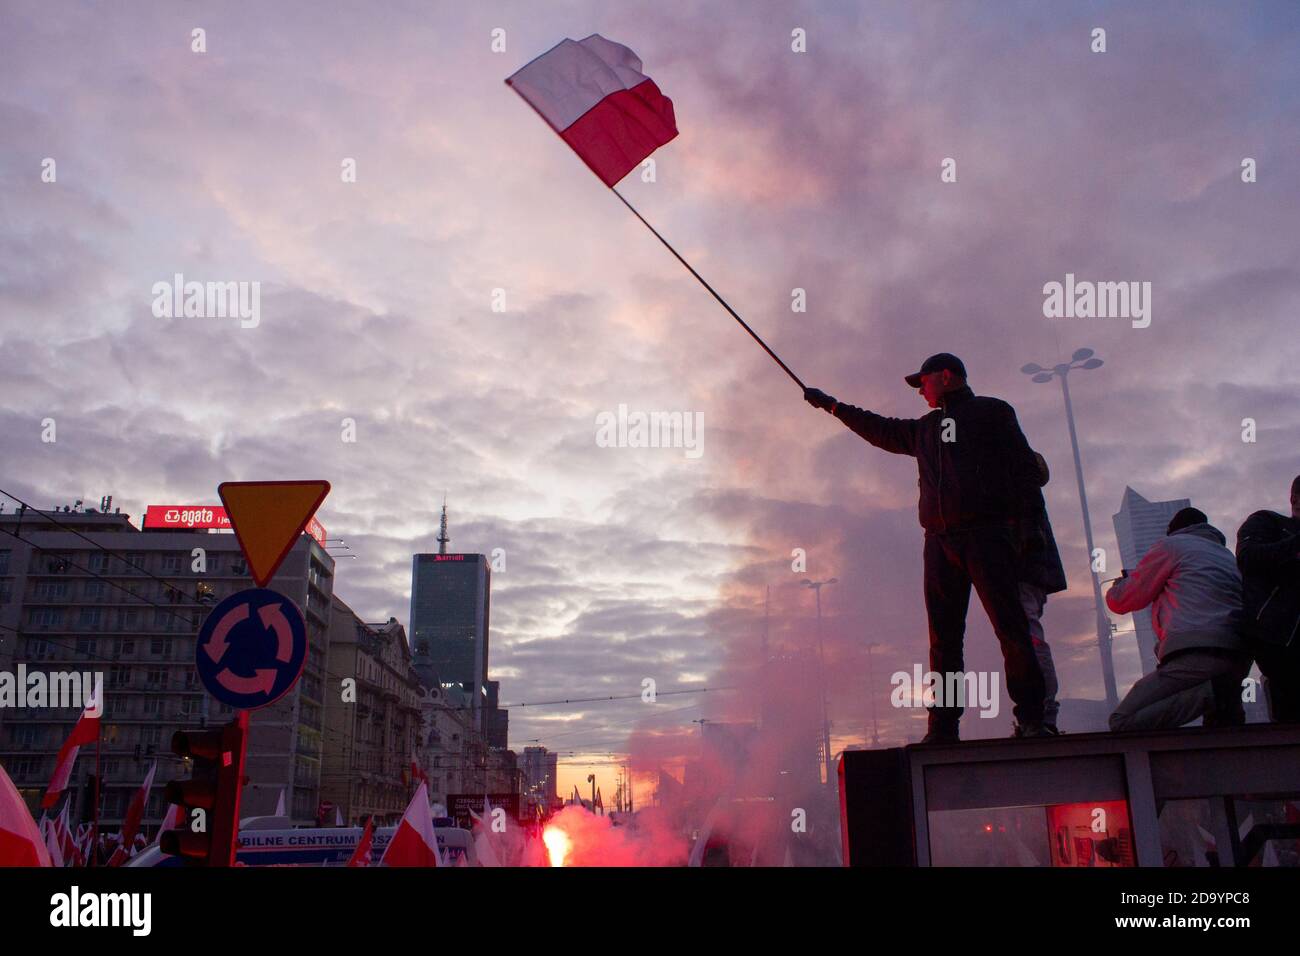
[804,353,1300,738]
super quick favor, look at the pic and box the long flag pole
[610,187,805,390]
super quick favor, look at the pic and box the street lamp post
[1021,348,1119,707]
[865,641,881,747]
[802,577,837,785]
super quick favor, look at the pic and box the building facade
[0,503,334,830]
[409,552,491,724]
[321,596,422,826]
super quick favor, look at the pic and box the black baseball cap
[905,353,967,388]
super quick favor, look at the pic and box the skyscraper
[1112,486,1191,676]
[408,504,492,731]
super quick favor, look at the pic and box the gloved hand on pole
[804,388,838,413]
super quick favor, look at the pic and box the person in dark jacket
[1106,508,1248,732]
[805,353,1049,741]
[1235,475,1300,722]
[1016,451,1068,735]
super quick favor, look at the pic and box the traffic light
[160,713,249,866]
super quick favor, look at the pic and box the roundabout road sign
[196,588,308,710]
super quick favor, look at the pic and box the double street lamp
[1020,348,1118,707]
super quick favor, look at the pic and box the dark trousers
[923,526,1046,726]
[1253,638,1300,723]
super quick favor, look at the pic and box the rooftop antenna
[436,493,450,555]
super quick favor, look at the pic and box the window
[12,725,39,747]
[150,637,165,655]
[109,666,129,688]
[0,550,9,574]
[83,580,107,600]
[112,637,134,656]
[140,725,161,747]
[179,697,200,716]
[153,609,171,629]
[142,697,162,716]
[32,608,63,629]
[33,581,69,600]
[146,669,166,688]
[126,553,146,573]
[78,607,102,629]
[87,553,110,573]
[75,637,96,656]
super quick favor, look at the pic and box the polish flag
[151,802,183,846]
[274,788,286,818]
[0,761,51,866]
[347,817,375,867]
[44,817,65,867]
[119,761,156,852]
[379,782,440,867]
[334,805,344,827]
[506,34,678,187]
[41,693,101,809]
[54,800,80,867]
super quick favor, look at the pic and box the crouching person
[1106,508,1250,732]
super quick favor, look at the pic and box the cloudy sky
[3,1,1298,796]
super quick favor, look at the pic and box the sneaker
[1012,720,1054,739]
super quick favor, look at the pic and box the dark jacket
[1235,509,1300,648]
[832,385,1042,534]
[1106,523,1243,661]
[1019,486,1068,594]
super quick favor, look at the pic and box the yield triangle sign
[218,480,331,587]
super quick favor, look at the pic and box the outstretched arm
[804,387,919,456]
[1106,539,1176,614]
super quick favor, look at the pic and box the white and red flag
[379,782,440,867]
[54,800,80,866]
[409,760,427,787]
[120,761,156,849]
[108,760,156,866]
[0,760,51,866]
[347,816,375,867]
[506,34,677,187]
[41,693,101,809]
[151,802,183,846]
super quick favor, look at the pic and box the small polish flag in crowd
[152,802,183,846]
[506,34,678,188]
[42,692,101,809]
[274,788,287,818]
[112,760,156,863]
[380,782,440,867]
[0,760,51,866]
[347,817,375,867]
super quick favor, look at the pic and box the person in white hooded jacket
[1105,507,1249,732]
